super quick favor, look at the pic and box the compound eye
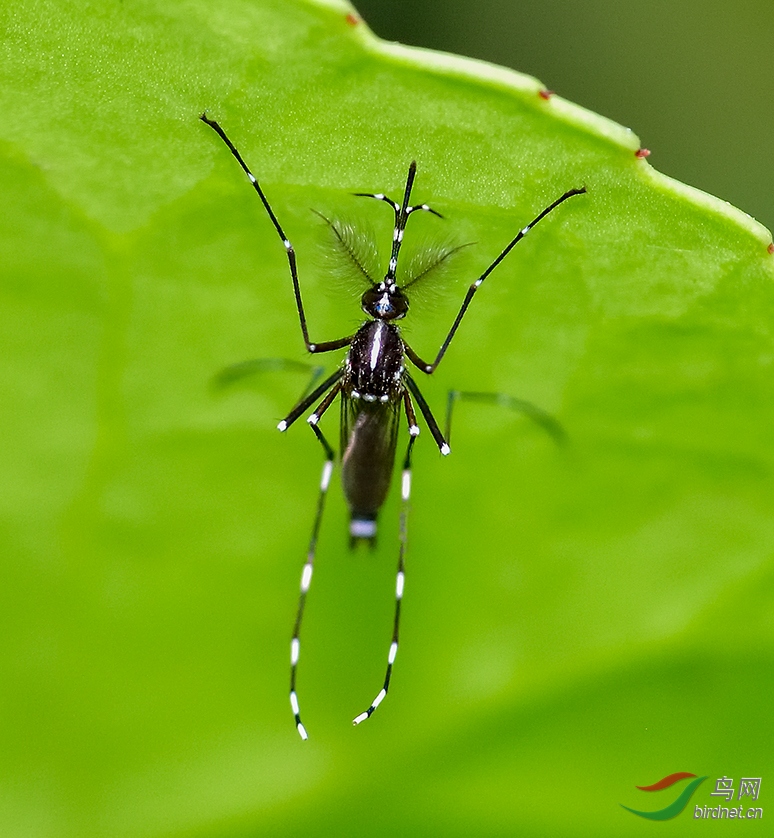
[391,291,409,319]
[361,287,408,320]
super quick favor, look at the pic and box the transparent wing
[340,396,401,517]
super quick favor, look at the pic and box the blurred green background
[1,1,773,837]
[356,0,774,231]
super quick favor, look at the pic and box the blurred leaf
[1,1,773,836]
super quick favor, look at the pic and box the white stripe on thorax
[370,321,385,370]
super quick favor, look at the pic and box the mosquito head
[361,281,409,321]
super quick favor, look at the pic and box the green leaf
[2,1,773,836]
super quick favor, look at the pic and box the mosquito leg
[445,390,566,445]
[353,393,418,727]
[289,382,343,740]
[405,374,451,456]
[404,186,587,375]
[199,114,353,355]
[277,368,343,432]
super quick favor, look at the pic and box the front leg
[405,186,586,374]
[200,114,354,355]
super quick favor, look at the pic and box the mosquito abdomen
[341,405,399,543]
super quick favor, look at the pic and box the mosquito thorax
[361,282,409,321]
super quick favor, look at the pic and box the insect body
[341,320,406,541]
[200,114,585,739]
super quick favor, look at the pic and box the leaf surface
[1,1,772,836]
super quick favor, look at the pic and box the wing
[340,395,401,519]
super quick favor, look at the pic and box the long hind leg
[353,392,419,726]
[288,382,342,740]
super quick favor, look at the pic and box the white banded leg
[403,187,587,375]
[405,374,451,456]
[289,383,341,740]
[200,114,353,356]
[353,394,418,726]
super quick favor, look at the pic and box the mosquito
[200,113,586,739]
